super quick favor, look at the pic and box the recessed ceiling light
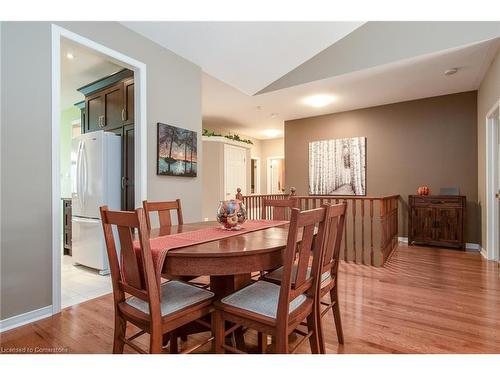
[262,129,282,138]
[444,68,458,76]
[270,113,279,118]
[303,94,336,108]
[66,53,75,60]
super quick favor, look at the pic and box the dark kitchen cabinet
[408,195,466,249]
[75,68,135,211]
[62,198,72,256]
[123,78,135,126]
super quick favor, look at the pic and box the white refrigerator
[71,131,121,275]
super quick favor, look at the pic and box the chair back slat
[100,206,161,320]
[321,203,347,278]
[117,225,143,289]
[143,199,184,229]
[262,198,297,220]
[277,206,328,323]
[294,224,315,288]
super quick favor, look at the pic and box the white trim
[266,156,285,194]
[480,247,488,259]
[51,24,147,317]
[485,98,500,261]
[398,236,480,251]
[0,305,53,333]
[251,157,261,195]
[202,135,252,149]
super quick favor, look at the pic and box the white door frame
[486,98,500,261]
[251,157,261,194]
[51,24,147,314]
[267,156,284,194]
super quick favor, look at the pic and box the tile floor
[61,255,112,308]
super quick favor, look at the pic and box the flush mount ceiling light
[444,68,458,76]
[303,94,336,108]
[262,129,282,138]
[66,52,75,60]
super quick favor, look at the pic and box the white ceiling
[121,21,364,95]
[202,38,500,139]
[61,39,123,110]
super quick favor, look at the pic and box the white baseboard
[480,247,488,259]
[0,305,53,333]
[398,237,480,251]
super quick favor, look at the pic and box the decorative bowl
[216,199,247,230]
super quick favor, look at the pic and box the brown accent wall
[285,91,479,243]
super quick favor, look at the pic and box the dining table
[149,220,291,298]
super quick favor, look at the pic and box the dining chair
[212,205,330,354]
[143,199,184,229]
[262,202,347,353]
[100,206,214,354]
[261,197,298,220]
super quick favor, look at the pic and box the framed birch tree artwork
[308,137,366,195]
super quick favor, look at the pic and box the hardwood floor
[1,243,499,354]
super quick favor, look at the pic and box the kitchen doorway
[51,24,147,314]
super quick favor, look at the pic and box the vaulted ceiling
[122,21,500,139]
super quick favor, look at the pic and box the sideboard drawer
[412,196,463,207]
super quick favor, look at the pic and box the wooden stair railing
[237,187,399,267]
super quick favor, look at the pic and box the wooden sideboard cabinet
[408,195,466,249]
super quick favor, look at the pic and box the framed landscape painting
[309,137,366,195]
[157,123,197,177]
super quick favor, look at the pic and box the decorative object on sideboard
[216,199,247,230]
[416,186,430,195]
[309,137,366,196]
[157,123,197,177]
[202,128,254,145]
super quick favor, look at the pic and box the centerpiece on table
[216,199,247,230]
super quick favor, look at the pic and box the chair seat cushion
[264,265,330,283]
[126,280,214,316]
[220,280,306,319]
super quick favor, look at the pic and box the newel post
[235,187,243,201]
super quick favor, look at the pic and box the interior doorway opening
[267,156,285,194]
[251,157,261,194]
[486,98,500,262]
[52,25,147,314]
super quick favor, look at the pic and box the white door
[224,145,247,200]
[268,157,284,194]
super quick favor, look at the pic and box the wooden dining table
[150,220,290,298]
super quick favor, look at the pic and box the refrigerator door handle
[82,141,88,208]
[76,141,83,209]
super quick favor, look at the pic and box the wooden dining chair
[315,202,347,353]
[143,199,183,229]
[261,203,347,353]
[261,197,298,220]
[213,206,330,354]
[100,206,214,354]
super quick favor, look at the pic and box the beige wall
[477,47,500,250]
[285,91,479,243]
[1,22,202,320]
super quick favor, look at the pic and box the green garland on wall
[202,128,253,145]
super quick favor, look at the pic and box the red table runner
[130,220,288,286]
